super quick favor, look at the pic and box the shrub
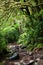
[18,15,43,50]
[2,24,20,43]
[18,32,29,45]
[0,32,7,53]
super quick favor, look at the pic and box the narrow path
[0,42,43,65]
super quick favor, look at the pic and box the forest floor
[0,42,43,65]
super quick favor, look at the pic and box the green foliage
[2,23,20,42]
[0,23,20,53]
[0,62,4,65]
[0,0,43,52]
[18,14,43,50]
[0,32,7,53]
[18,32,29,45]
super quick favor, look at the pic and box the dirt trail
[0,42,43,65]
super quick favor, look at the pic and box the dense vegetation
[0,0,43,53]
